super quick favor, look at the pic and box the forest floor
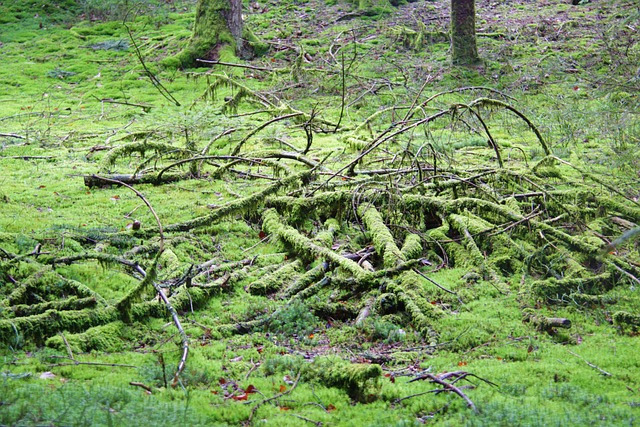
[0,0,639,425]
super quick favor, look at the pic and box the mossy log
[523,309,572,332]
[358,203,404,268]
[531,273,611,301]
[306,356,382,402]
[612,311,640,330]
[0,278,215,344]
[84,173,189,188]
[10,296,97,317]
[164,170,313,233]
[357,203,441,334]
[0,307,120,346]
[247,260,303,295]
[45,321,129,353]
[262,208,366,278]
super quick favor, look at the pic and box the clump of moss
[306,356,382,402]
[45,321,132,353]
[613,311,640,332]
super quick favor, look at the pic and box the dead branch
[129,382,154,393]
[410,372,477,412]
[0,155,53,160]
[408,371,497,413]
[567,350,612,377]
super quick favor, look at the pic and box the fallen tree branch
[567,350,612,377]
[408,371,497,413]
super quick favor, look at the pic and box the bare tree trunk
[451,0,479,65]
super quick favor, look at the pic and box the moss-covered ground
[1,0,639,425]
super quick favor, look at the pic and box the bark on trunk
[169,0,247,69]
[451,0,480,65]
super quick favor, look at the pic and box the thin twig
[134,264,190,387]
[568,350,612,377]
[48,356,137,368]
[123,17,180,106]
[413,268,461,299]
[129,382,153,393]
[247,371,302,423]
[0,155,53,160]
[288,413,323,426]
[0,132,26,139]
[87,175,164,252]
[196,59,276,72]
[410,372,478,412]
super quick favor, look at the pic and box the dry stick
[394,389,436,404]
[417,86,516,111]
[429,374,476,412]
[135,263,189,387]
[231,112,305,156]
[200,128,237,157]
[457,104,503,168]
[48,356,138,369]
[394,385,475,404]
[156,155,258,181]
[92,95,151,111]
[53,252,141,270]
[333,51,346,133]
[314,109,451,193]
[50,336,136,368]
[412,268,460,299]
[129,382,153,393]
[468,98,550,156]
[409,372,478,412]
[288,413,323,426]
[244,359,261,381]
[487,208,542,237]
[87,177,191,383]
[60,332,74,360]
[0,155,53,160]
[0,132,26,139]
[567,350,612,377]
[88,175,164,252]
[402,76,433,123]
[606,260,640,287]
[123,20,180,106]
[195,58,277,72]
